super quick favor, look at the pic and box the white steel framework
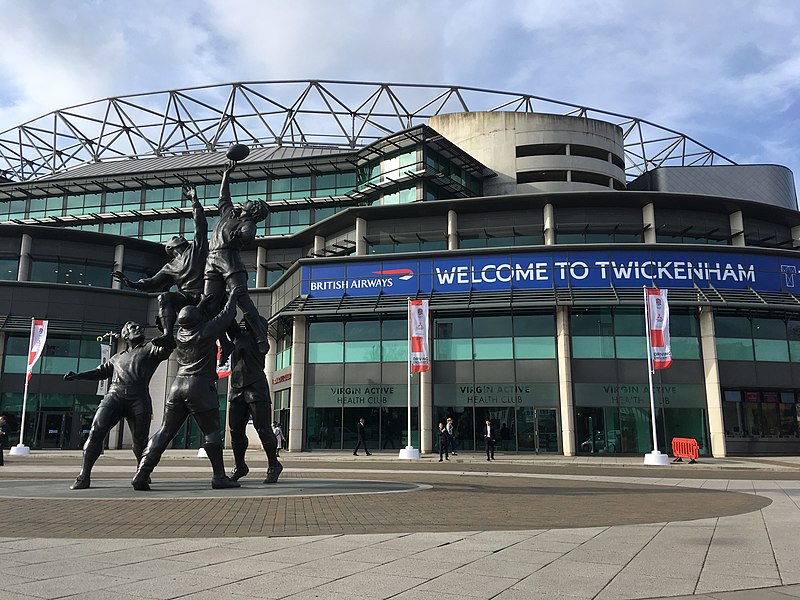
[0,80,736,183]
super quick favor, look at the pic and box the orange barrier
[671,437,699,464]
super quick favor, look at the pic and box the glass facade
[432,313,560,453]
[305,318,419,450]
[571,307,709,455]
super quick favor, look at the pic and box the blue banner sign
[302,249,800,298]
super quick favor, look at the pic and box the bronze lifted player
[131,291,242,491]
[64,322,173,490]
[113,186,207,347]
[228,317,283,484]
[204,159,270,353]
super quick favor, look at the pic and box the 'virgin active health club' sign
[302,249,800,298]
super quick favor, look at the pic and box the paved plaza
[2,451,800,599]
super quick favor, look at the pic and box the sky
[1,0,800,183]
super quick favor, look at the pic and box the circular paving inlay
[0,478,430,500]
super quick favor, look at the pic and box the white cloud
[0,0,799,177]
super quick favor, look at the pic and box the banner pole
[407,299,412,448]
[11,318,34,455]
[643,288,668,465]
[399,298,421,460]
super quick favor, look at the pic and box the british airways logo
[373,268,414,281]
[308,267,415,292]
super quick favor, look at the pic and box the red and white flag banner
[216,340,231,379]
[26,319,48,382]
[646,288,672,370]
[409,299,430,373]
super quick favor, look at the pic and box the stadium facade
[1,81,799,457]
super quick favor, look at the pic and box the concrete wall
[429,112,625,196]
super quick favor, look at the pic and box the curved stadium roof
[0,79,736,183]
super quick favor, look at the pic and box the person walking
[484,418,496,461]
[437,422,450,462]
[445,417,457,456]
[353,417,372,456]
[272,422,286,457]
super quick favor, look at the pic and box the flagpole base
[643,450,669,466]
[9,444,30,456]
[398,446,420,460]
[197,447,208,458]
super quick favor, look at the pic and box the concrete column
[420,368,433,454]
[355,217,367,256]
[642,203,656,244]
[255,246,267,287]
[699,306,726,457]
[112,244,125,290]
[17,233,32,281]
[556,306,576,455]
[288,315,307,451]
[446,210,458,250]
[543,203,555,246]
[313,235,325,256]
[730,211,745,247]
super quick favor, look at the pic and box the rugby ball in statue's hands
[226,143,250,162]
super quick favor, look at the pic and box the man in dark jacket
[113,186,207,347]
[353,417,372,456]
[484,418,496,461]
[227,316,282,484]
[64,322,173,489]
[131,291,241,490]
[438,422,449,462]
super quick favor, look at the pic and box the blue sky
[1,0,799,182]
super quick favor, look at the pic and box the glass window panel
[486,236,514,248]
[382,320,406,340]
[309,322,344,342]
[381,340,407,362]
[434,339,472,360]
[419,240,447,252]
[345,320,380,341]
[753,318,786,339]
[105,191,124,207]
[670,311,699,337]
[572,336,615,358]
[120,221,139,237]
[0,258,18,280]
[399,187,416,203]
[473,316,512,337]
[571,309,613,336]
[473,337,513,359]
[272,177,291,193]
[754,339,790,362]
[716,338,754,360]
[671,337,700,359]
[715,315,751,338]
[434,317,471,339]
[514,314,555,336]
[615,336,646,359]
[316,173,337,190]
[614,309,645,336]
[790,340,800,362]
[514,337,556,359]
[308,341,344,363]
[344,341,381,362]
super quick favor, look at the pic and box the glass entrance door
[534,409,559,453]
[38,412,70,449]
